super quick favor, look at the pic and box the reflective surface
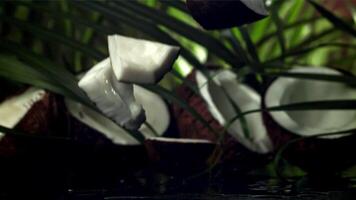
[1,138,356,199]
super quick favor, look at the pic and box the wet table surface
[65,192,356,200]
[1,139,356,199]
[60,177,356,200]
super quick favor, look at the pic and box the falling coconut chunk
[186,0,268,30]
[196,70,273,154]
[108,35,180,84]
[79,34,179,131]
[78,58,145,130]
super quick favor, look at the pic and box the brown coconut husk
[15,92,68,136]
[67,111,149,168]
[0,87,127,153]
[173,71,224,142]
[0,90,68,157]
[0,89,68,157]
[323,0,356,18]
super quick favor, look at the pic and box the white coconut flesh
[79,34,179,131]
[0,87,45,139]
[78,58,145,130]
[265,67,356,139]
[65,85,170,145]
[196,70,273,154]
[108,34,180,84]
[240,0,269,16]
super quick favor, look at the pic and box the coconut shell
[67,113,115,146]
[59,112,150,188]
[15,92,68,136]
[323,0,356,18]
[0,89,149,189]
[186,0,267,30]
[172,71,270,174]
[262,77,356,174]
[65,100,153,169]
[0,90,68,157]
[264,111,356,173]
[173,71,223,142]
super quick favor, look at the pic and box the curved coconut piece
[65,85,170,145]
[171,71,271,175]
[78,58,146,130]
[196,70,273,154]
[265,67,356,139]
[186,0,268,30]
[0,87,67,156]
[0,87,46,139]
[264,66,356,173]
[108,34,180,84]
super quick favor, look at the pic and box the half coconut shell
[264,66,356,173]
[0,87,67,157]
[172,70,272,174]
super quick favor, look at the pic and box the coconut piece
[108,34,180,84]
[0,87,67,156]
[0,87,46,139]
[265,67,356,139]
[172,71,271,175]
[196,70,273,154]
[264,66,356,172]
[263,108,356,173]
[78,58,146,130]
[79,35,179,130]
[172,71,224,142]
[186,0,268,30]
[66,85,170,145]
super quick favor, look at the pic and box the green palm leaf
[308,0,356,38]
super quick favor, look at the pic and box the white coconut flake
[108,34,180,84]
[241,0,269,16]
[78,58,145,130]
[196,70,273,154]
[0,88,45,139]
[134,85,170,136]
